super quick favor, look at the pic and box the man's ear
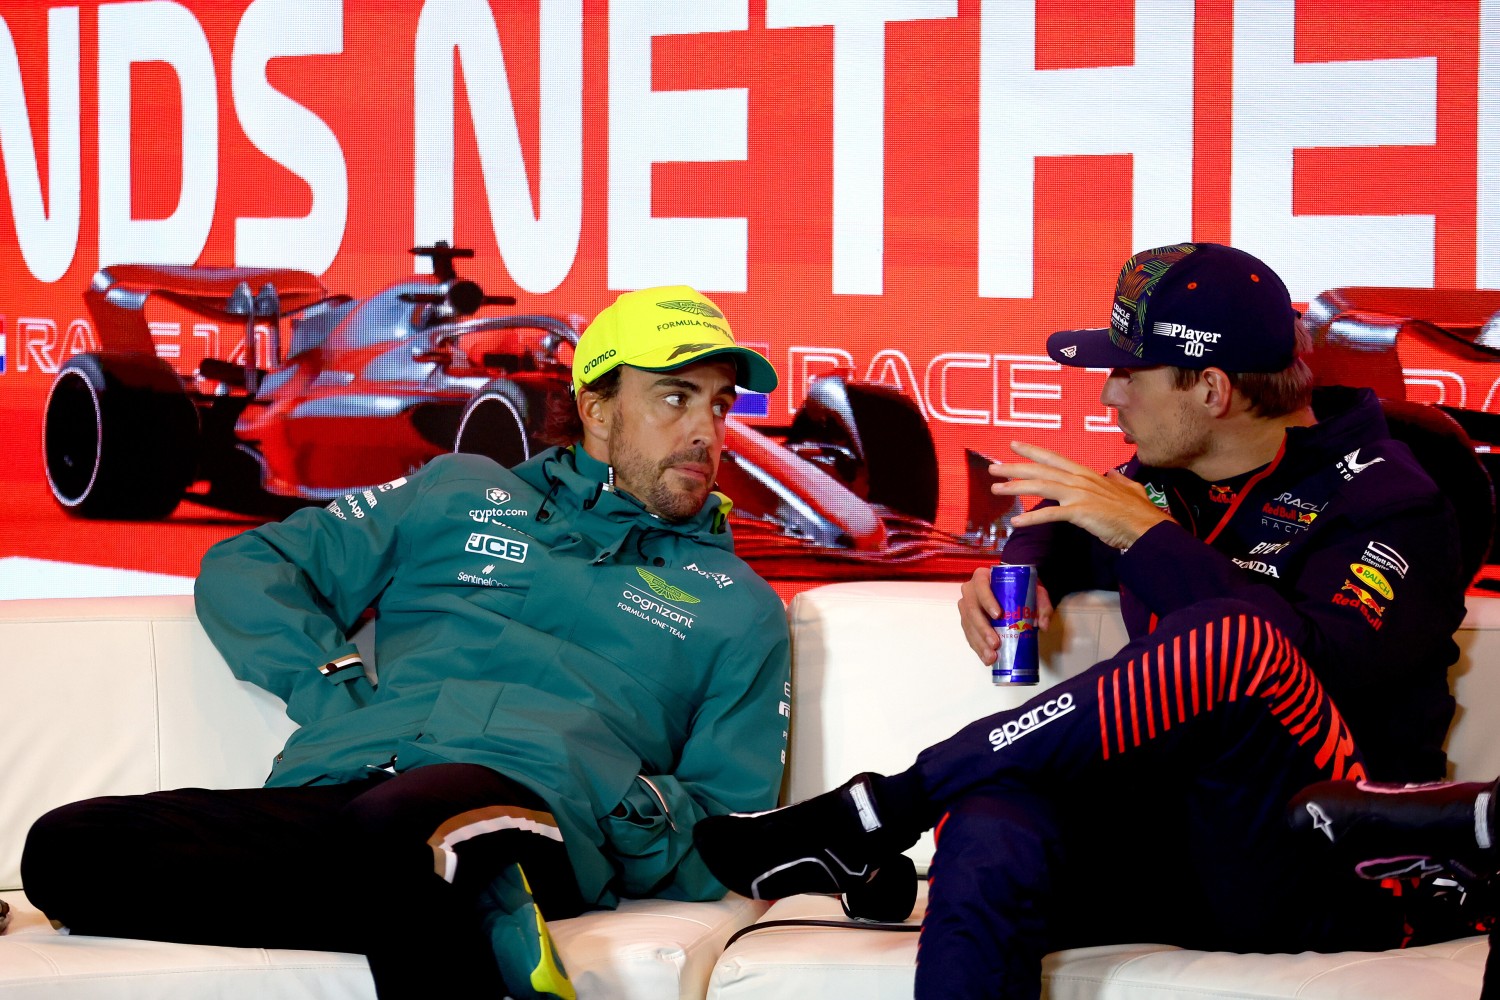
[1198,367,1235,417]
[577,388,612,455]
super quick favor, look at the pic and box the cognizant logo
[988,693,1075,751]
[621,588,695,628]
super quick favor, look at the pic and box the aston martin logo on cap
[657,299,725,318]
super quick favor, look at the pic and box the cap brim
[1045,328,1143,369]
[649,345,779,394]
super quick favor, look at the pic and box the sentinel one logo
[988,693,1075,751]
[464,533,529,563]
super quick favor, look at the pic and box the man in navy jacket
[695,243,1470,1000]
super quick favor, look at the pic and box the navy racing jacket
[1000,386,1465,782]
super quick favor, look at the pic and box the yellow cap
[573,286,778,396]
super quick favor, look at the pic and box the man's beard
[610,417,713,522]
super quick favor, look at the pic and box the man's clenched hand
[956,566,1054,666]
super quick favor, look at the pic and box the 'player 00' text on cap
[573,286,778,396]
[1046,243,1298,373]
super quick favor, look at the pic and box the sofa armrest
[0,596,297,890]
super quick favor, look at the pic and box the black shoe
[1288,778,1500,879]
[840,853,918,922]
[693,773,919,902]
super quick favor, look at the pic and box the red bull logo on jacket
[1332,579,1385,630]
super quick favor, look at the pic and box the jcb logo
[465,533,529,563]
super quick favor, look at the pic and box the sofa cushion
[1446,592,1500,781]
[705,887,1488,1000]
[0,889,373,1000]
[0,888,765,1000]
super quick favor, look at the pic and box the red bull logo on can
[989,564,1040,685]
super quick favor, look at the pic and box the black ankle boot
[693,772,920,901]
[1288,777,1500,878]
[840,853,918,922]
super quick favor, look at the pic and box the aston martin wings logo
[657,299,725,318]
[636,567,701,603]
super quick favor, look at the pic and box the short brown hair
[538,367,622,447]
[1168,322,1313,417]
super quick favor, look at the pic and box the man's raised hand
[990,441,1172,552]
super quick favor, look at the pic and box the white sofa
[707,583,1500,1000]
[0,585,1495,999]
[0,596,761,1000]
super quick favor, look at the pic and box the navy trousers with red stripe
[909,599,1404,1000]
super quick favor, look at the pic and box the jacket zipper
[636,774,677,831]
[1147,440,1288,633]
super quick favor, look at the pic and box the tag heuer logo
[636,567,700,604]
[486,488,511,505]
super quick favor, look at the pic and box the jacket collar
[523,446,735,554]
[1281,385,1387,465]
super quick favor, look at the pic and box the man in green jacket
[21,286,790,1000]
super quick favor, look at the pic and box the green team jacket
[194,447,791,907]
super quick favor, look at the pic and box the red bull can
[989,564,1039,685]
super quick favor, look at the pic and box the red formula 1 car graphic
[1302,285,1500,575]
[41,245,1008,580]
[1301,286,1500,436]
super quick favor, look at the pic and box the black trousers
[20,762,584,998]
[910,599,1406,1000]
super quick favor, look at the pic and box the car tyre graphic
[43,353,200,519]
[787,378,940,523]
[454,381,530,469]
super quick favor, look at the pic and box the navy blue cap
[1046,243,1298,373]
